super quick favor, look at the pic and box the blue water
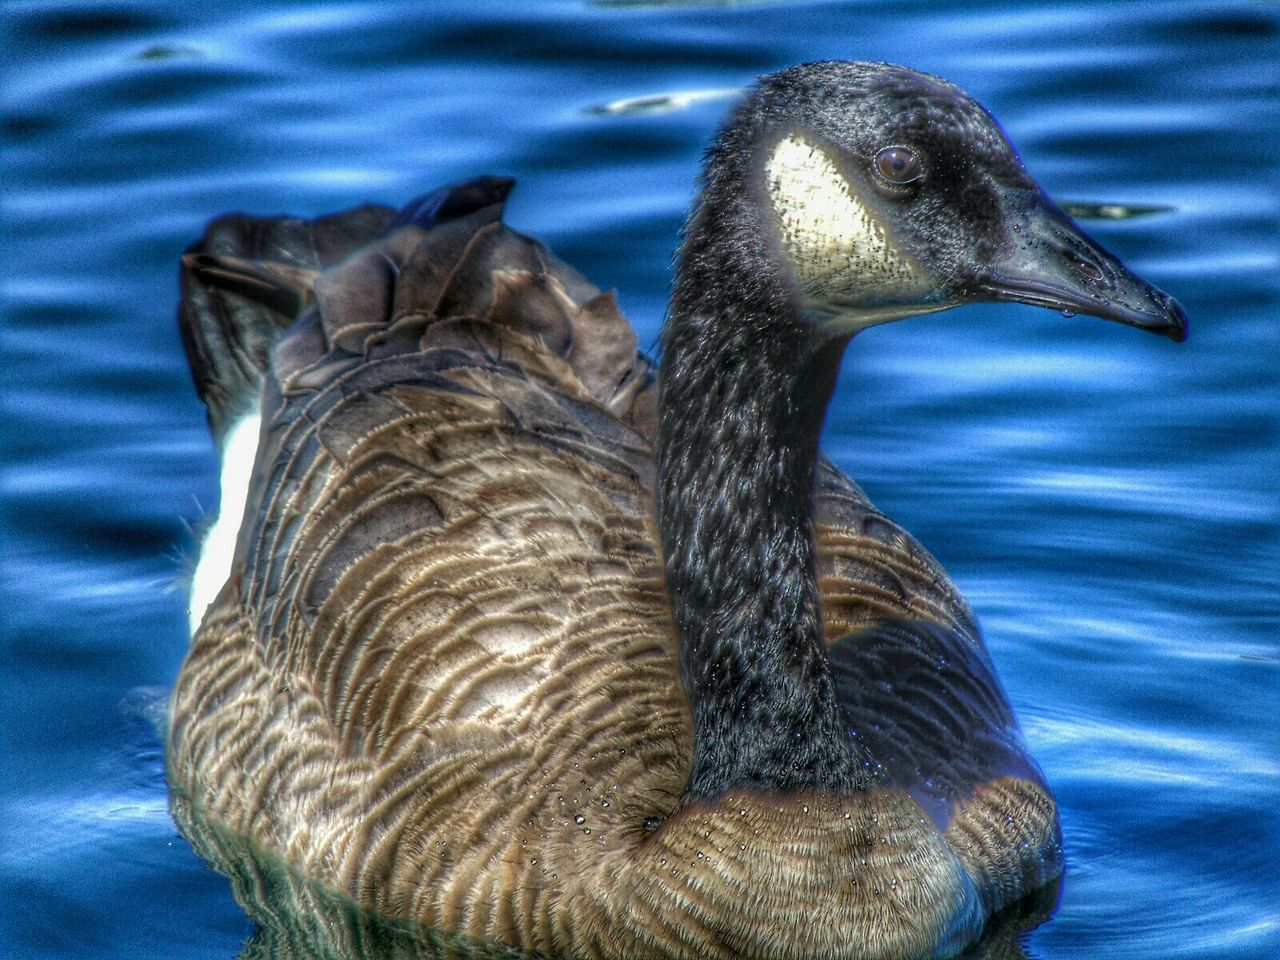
[3,1,1277,957]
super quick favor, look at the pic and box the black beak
[975,189,1188,342]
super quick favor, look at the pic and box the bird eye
[873,146,922,185]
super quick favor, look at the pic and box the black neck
[658,171,875,802]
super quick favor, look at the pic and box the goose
[168,61,1186,960]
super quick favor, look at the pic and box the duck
[168,61,1186,960]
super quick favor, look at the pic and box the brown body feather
[169,193,1059,959]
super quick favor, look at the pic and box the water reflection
[202,820,1062,960]
[583,87,740,116]
[1058,202,1175,220]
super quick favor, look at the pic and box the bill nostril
[1061,247,1105,282]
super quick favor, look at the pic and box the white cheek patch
[765,134,932,325]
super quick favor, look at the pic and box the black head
[690,61,1187,341]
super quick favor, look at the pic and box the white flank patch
[188,406,261,637]
[765,134,934,327]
